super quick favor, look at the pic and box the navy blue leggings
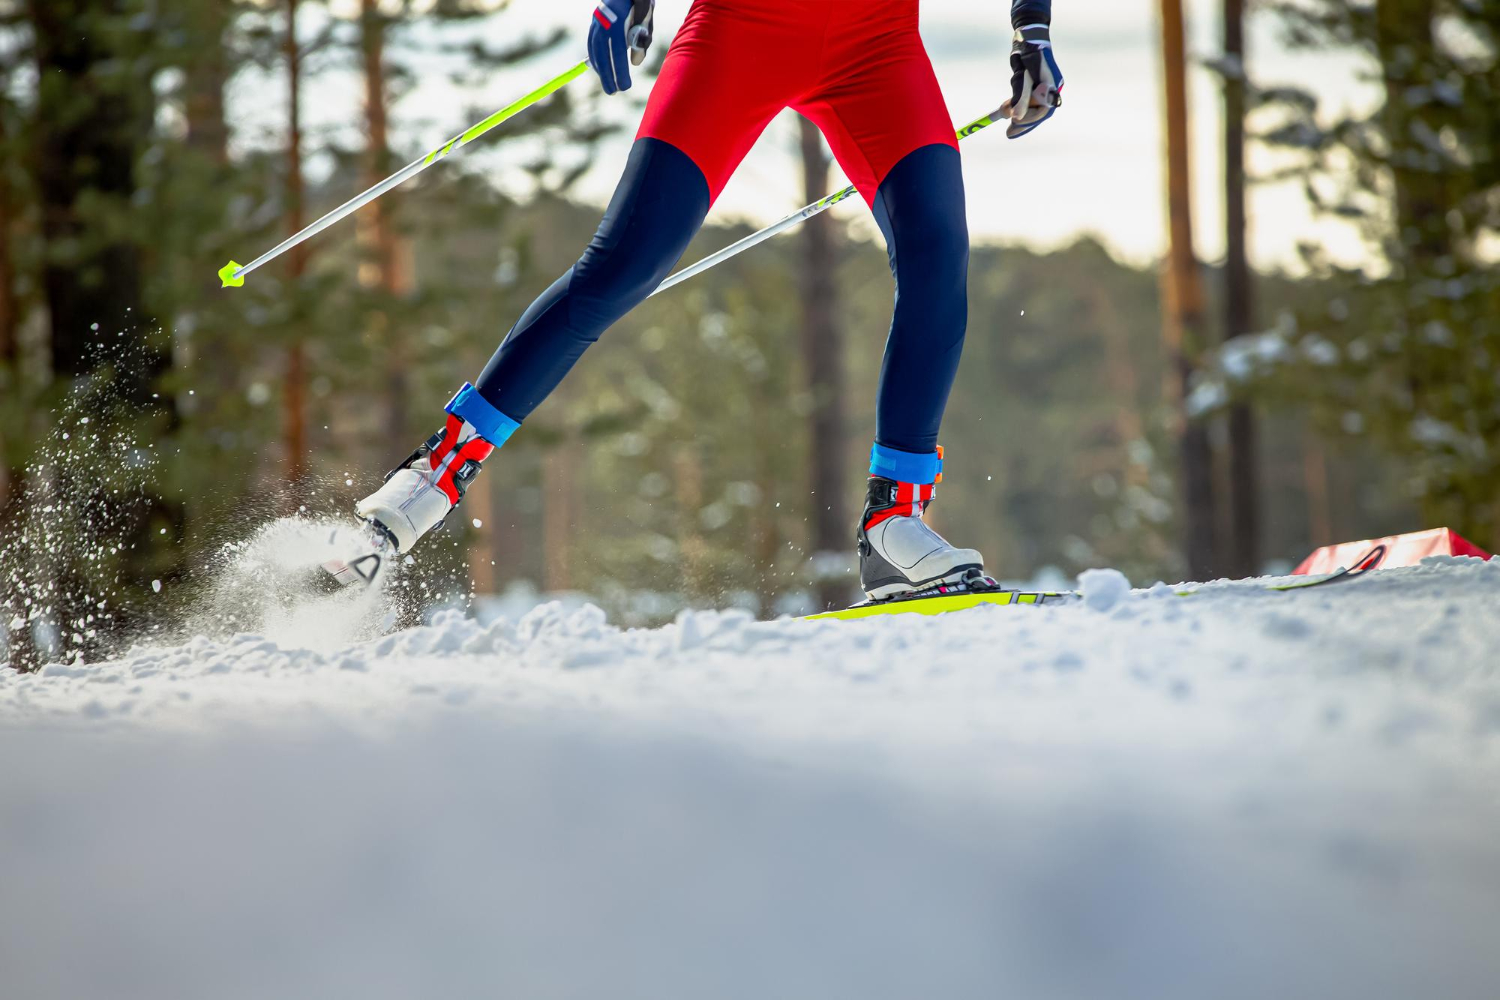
[475,137,968,456]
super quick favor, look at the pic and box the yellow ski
[804,544,1387,622]
[805,590,1072,621]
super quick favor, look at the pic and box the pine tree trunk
[751,376,782,616]
[29,0,157,392]
[1375,0,1448,271]
[360,0,409,443]
[1222,0,1259,576]
[0,104,17,512]
[1373,0,1469,535]
[543,439,579,593]
[1374,0,1451,456]
[183,2,229,167]
[1159,0,1218,580]
[466,471,495,594]
[1088,284,1148,488]
[751,484,779,616]
[797,117,848,611]
[1303,433,1332,549]
[0,101,14,372]
[27,0,170,664]
[284,0,308,487]
[487,476,528,590]
[673,444,708,600]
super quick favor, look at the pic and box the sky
[239,0,1383,272]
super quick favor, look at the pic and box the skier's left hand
[588,0,655,95]
[1001,25,1063,139]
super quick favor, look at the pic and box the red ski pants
[640,0,958,206]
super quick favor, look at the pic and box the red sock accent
[429,416,495,505]
[865,481,935,531]
[454,437,495,467]
[428,414,465,471]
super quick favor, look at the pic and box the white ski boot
[356,413,495,555]
[858,475,985,600]
[324,384,517,588]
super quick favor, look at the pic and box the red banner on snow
[1293,527,1492,576]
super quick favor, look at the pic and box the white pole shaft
[222,60,590,287]
[233,154,431,282]
[649,186,859,299]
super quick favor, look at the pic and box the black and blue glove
[587,0,655,95]
[1003,24,1063,139]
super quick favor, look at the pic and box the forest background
[1,0,1496,667]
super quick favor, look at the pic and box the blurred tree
[1158,0,1219,578]
[523,188,809,616]
[132,0,292,545]
[30,0,161,399]
[327,0,611,590]
[182,2,231,165]
[0,0,624,656]
[1253,0,1500,544]
[2,0,187,667]
[1221,0,1260,575]
[357,0,413,443]
[0,75,18,511]
[2,0,1455,660]
[926,238,1178,584]
[797,117,849,612]
[284,0,310,488]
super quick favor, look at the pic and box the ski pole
[218,59,591,289]
[649,107,1005,299]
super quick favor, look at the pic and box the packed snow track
[2,557,1498,1000]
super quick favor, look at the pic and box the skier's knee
[877,143,969,303]
[890,214,967,352]
[910,215,969,285]
[564,137,709,335]
[568,243,673,331]
[895,217,968,308]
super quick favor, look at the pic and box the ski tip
[318,519,400,590]
[320,551,384,589]
[218,260,245,289]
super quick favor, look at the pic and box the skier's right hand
[1001,24,1063,139]
[588,0,655,95]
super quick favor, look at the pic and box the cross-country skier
[354,0,1062,600]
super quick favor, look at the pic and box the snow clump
[1077,566,1132,611]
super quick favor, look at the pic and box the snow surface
[2,553,1499,999]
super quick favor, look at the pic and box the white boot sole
[864,565,984,601]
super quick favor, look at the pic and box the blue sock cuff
[445,383,521,447]
[868,443,942,484]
